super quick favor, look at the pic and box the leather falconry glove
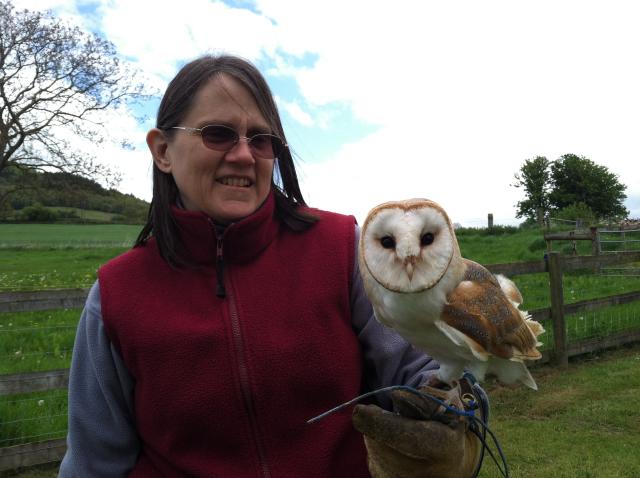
[352,376,487,478]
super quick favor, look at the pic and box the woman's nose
[224,137,255,164]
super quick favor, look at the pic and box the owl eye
[421,232,435,246]
[380,236,396,249]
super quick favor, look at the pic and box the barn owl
[359,199,544,393]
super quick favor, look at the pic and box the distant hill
[0,166,149,224]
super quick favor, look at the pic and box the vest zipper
[215,231,226,298]
[227,281,271,478]
[212,221,270,476]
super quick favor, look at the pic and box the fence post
[590,227,601,274]
[548,252,568,367]
[590,227,600,256]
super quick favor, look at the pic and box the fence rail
[0,288,89,314]
[0,370,69,396]
[1,252,640,472]
[0,438,66,471]
[485,251,640,277]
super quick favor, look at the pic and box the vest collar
[170,190,279,265]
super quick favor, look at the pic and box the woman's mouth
[217,176,252,187]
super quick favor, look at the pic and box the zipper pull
[215,233,226,298]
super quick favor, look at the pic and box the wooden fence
[0,289,87,471]
[486,250,640,366]
[1,251,640,471]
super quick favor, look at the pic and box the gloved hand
[352,376,487,478]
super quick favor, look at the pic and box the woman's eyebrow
[247,125,272,135]
[194,119,232,128]
[193,120,271,134]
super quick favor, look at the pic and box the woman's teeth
[219,177,251,187]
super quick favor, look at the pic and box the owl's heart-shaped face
[360,199,457,293]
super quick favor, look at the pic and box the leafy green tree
[549,154,628,219]
[554,202,596,225]
[512,156,551,224]
[0,0,147,187]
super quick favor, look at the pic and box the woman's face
[149,74,275,224]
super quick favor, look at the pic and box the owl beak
[403,256,418,280]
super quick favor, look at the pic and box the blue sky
[11,0,640,225]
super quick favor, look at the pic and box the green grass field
[0,222,639,476]
[478,344,640,478]
[0,248,126,291]
[0,223,139,291]
[0,224,140,249]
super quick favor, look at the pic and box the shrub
[455,225,519,237]
[528,237,547,252]
[17,204,59,222]
[553,202,597,226]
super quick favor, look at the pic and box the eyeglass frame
[169,124,287,159]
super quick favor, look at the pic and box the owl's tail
[490,358,539,390]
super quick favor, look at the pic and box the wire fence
[548,217,581,228]
[0,389,68,448]
[0,306,76,469]
[531,302,640,357]
[599,228,640,253]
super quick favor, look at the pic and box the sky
[11,0,640,226]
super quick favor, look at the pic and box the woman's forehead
[186,74,269,129]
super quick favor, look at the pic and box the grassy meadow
[0,222,639,477]
[0,224,138,291]
[0,224,141,249]
[480,344,640,478]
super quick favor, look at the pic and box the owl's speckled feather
[359,198,544,389]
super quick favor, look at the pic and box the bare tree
[0,0,148,188]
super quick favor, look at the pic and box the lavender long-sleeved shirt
[58,227,439,477]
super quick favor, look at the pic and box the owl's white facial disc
[361,201,456,293]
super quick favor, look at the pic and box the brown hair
[135,54,317,266]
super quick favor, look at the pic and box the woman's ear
[147,128,172,173]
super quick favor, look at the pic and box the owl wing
[440,259,542,362]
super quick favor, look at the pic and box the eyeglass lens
[200,125,284,159]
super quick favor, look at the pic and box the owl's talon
[408,381,466,427]
[424,374,453,391]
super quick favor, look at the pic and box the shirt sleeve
[58,281,140,477]
[350,225,439,409]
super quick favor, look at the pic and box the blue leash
[307,384,509,478]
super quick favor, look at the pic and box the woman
[59,55,484,477]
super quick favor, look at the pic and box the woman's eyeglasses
[170,124,287,159]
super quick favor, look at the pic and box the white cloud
[277,97,314,126]
[272,0,640,222]
[96,0,279,87]
[298,123,525,227]
[9,0,640,223]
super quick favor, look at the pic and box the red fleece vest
[99,193,369,477]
